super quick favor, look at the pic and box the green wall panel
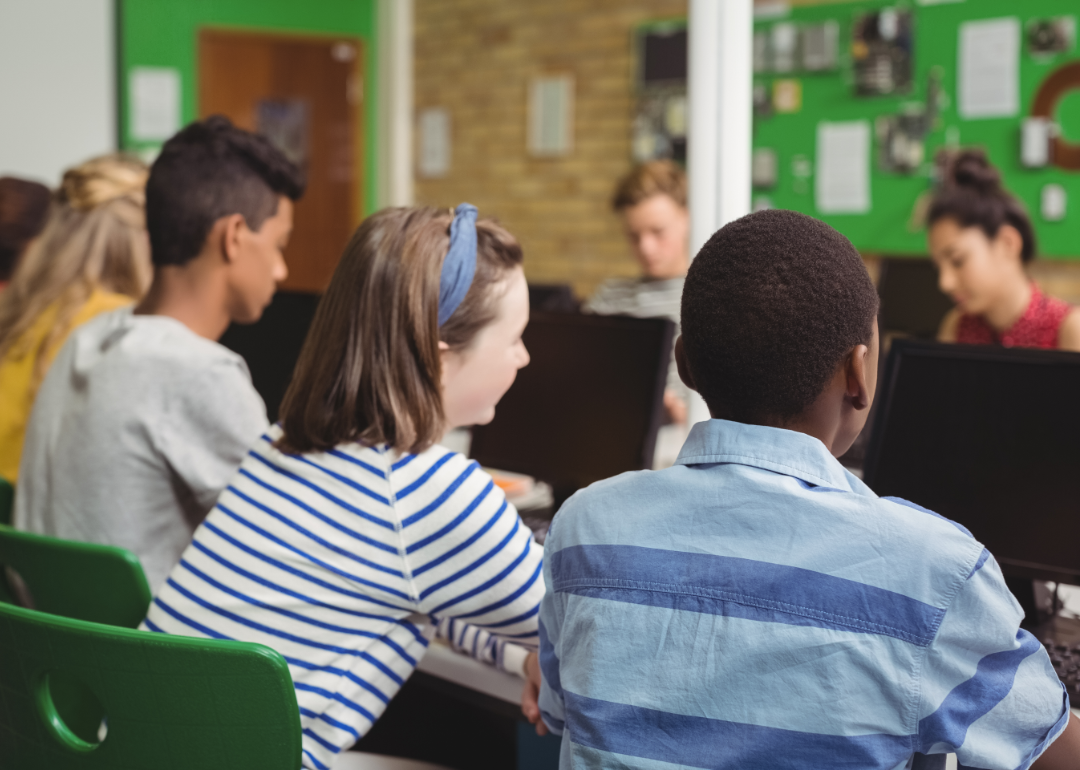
[753,0,1080,259]
[119,0,379,214]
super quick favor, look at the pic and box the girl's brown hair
[277,206,523,455]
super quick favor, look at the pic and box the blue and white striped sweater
[538,419,1069,770]
[143,426,544,770]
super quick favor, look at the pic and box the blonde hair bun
[57,154,148,212]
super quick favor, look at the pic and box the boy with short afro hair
[530,210,1079,768]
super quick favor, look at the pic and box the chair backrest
[0,601,302,770]
[0,477,12,526]
[0,525,152,628]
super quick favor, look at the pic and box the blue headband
[438,203,478,327]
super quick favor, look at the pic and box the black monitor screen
[220,291,321,422]
[470,312,674,500]
[864,340,1080,584]
[640,28,688,86]
[877,258,954,339]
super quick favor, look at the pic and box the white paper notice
[418,107,451,178]
[130,67,180,141]
[958,17,1019,119]
[815,121,870,215]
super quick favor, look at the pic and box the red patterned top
[956,284,1072,349]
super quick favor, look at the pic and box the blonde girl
[0,154,150,481]
[143,205,543,770]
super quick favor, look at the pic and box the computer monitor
[470,312,675,504]
[877,258,954,340]
[220,290,321,422]
[863,339,1080,586]
[528,283,580,314]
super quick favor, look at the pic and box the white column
[685,0,754,426]
[687,0,754,254]
[376,0,414,208]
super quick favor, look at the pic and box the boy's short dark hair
[681,209,879,424]
[145,115,305,267]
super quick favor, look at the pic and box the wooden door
[199,29,363,293]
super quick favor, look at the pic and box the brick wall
[414,0,1080,305]
[414,0,686,300]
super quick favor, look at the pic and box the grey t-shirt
[583,276,685,326]
[15,307,268,592]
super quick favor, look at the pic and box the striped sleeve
[435,617,530,678]
[581,280,625,316]
[916,550,1069,768]
[407,460,544,649]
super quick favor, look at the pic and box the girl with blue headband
[142,205,541,769]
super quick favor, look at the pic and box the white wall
[0,0,115,186]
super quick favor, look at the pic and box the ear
[221,214,247,264]
[674,336,697,392]
[995,224,1024,263]
[844,343,872,411]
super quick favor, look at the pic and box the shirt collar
[674,418,871,495]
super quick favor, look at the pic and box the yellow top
[0,288,133,482]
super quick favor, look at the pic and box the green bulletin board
[752,0,1080,259]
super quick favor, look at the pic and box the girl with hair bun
[928,149,1080,350]
[0,154,150,481]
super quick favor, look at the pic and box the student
[15,116,302,592]
[529,209,1079,768]
[585,160,690,423]
[0,156,149,482]
[141,205,545,770]
[0,176,51,290]
[930,150,1080,350]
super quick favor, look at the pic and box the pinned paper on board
[529,75,574,157]
[418,107,451,178]
[815,121,871,214]
[772,80,802,113]
[129,67,181,142]
[958,17,1020,119]
[256,100,310,169]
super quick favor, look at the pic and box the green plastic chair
[0,477,12,526]
[0,525,151,628]
[0,600,303,770]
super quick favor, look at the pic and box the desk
[416,641,523,705]
[351,642,560,770]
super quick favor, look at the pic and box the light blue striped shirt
[538,419,1069,769]
[142,426,544,770]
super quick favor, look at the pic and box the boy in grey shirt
[16,116,304,591]
[585,161,689,424]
